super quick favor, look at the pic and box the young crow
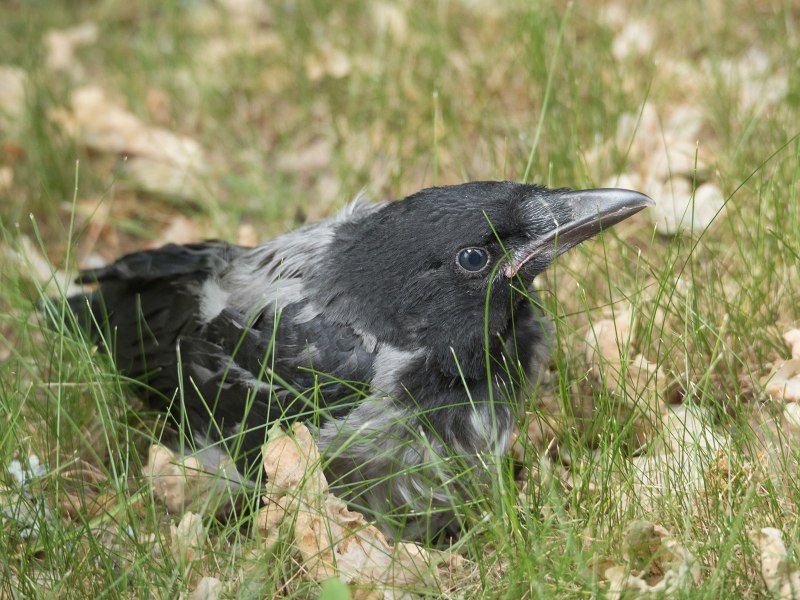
[63,181,652,540]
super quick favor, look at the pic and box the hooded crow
[63,181,652,540]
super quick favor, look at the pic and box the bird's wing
[64,199,384,474]
[174,301,377,475]
[66,241,246,378]
[77,241,238,284]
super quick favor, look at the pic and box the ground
[1,0,799,598]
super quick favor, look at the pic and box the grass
[1,0,799,597]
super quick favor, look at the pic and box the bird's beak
[505,188,654,278]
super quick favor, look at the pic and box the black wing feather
[65,241,244,388]
[77,241,237,284]
[176,301,376,472]
[63,241,377,475]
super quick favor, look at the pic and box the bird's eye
[457,247,489,272]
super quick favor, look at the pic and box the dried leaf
[258,424,436,598]
[611,18,655,61]
[597,2,627,27]
[149,215,205,248]
[763,360,800,403]
[217,0,272,24]
[276,137,334,173]
[602,100,724,236]
[256,496,288,552]
[237,223,258,247]
[653,404,724,454]
[44,22,98,75]
[305,44,352,81]
[145,445,236,516]
[124,156,208,199]
[51,86,208,199]
[627,405,727,511]
[651,181,724,235]
[2,235,82,297]
[0,165,13,191]
[784,330,800,361]
[709,48,788,112]
[604,565,652,597]
[0,65,28,132]
[586,311,673,400]
[749,528,800,599]
[55,459,113,520]
[262,423,327,495]
[371,3,408,42]
[615,102,707,182]
[256,423,325,552]
[170,511,206,563]
[147,445,189,513]
[198,31,283,69]
[145,87,171,126]
[189,576,223,600]
[761,329,800,403]
[603,521,700,599]
[585,310,674,444]
[785,404,800,429]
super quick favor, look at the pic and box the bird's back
[66,205,384,478]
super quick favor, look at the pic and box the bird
[61,181,652,541]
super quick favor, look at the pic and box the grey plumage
[62,181,652,541]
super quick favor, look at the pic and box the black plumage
[62,181,652,540]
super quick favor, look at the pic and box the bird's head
[316,181,653,378]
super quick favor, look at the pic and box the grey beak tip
[622,189,654,204]
[616,189,655,208]
[560,187,655,222]
[568,187,654,206]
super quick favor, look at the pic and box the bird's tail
[64,291,105,337]
[49,241,244,376]
[38,288,104,339]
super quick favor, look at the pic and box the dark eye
[457,247,489,272]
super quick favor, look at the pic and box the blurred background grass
[0,1,681,248]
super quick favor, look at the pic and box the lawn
[1,0,799,598]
